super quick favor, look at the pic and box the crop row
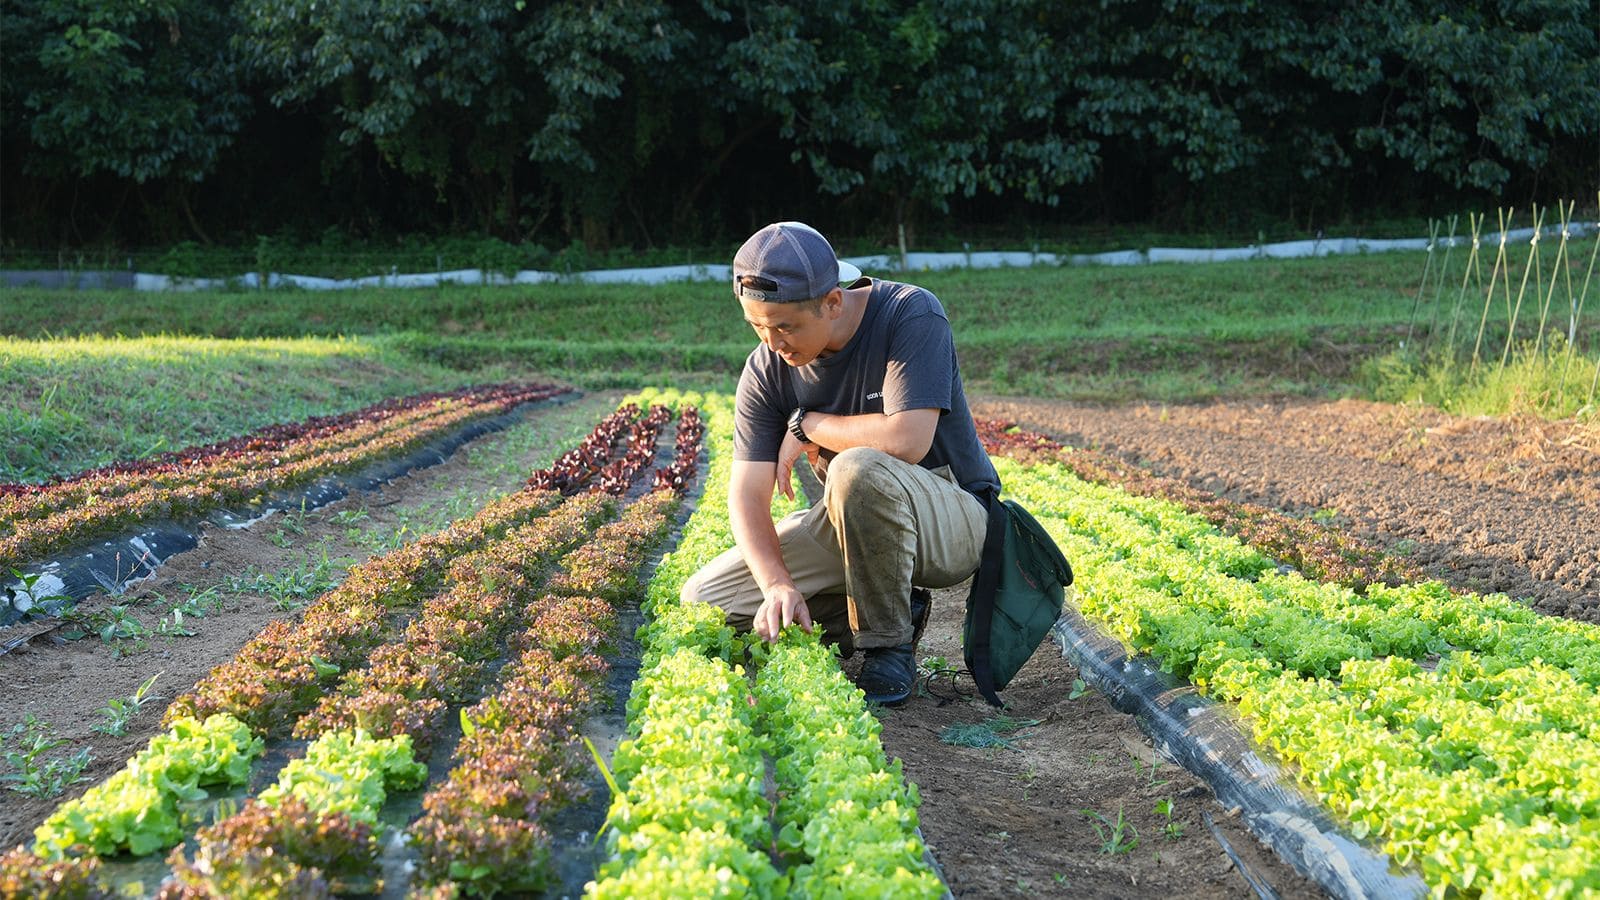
[588,388,941,898]
[991,453,1600,897]
[162,417,692,895]
[8,399,692,895]
[164,487,565,735]
[0,383,550,503]
[1,382,565,574]
[412,490,682,896]
[164,730,427,897]
[526,403,641,494]
[162,398,670,738]
[976,418,1420,590]
[35,461,612,864]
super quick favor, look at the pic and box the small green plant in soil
[1068,677,1091,699]
[3,715,93,799]
[1080,805,1140,855]
[154,607,199,638]
[62,604,148,643]
[93,672,163,736]
[224,549,349,611]
[159,585,227,619]
[1130,754,1170,788]
[329,506,370,526]
[5,568,72,619]
[1155,798,1185,840]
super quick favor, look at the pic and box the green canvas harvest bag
[963,490,1074,707]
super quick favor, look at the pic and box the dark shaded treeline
[3,0,1596,253]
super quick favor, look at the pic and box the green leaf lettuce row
[258,730,426,826]
[33,713,263,859]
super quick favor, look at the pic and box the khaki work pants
[680,447,987,649]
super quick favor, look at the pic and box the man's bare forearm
[799,408,937,463]
[730,499,792,598]
[728,461,794,598]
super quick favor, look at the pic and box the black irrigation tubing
[0,391,580,629]
[1051,604,1428,900]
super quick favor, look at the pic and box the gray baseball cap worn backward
[732,221,864,303]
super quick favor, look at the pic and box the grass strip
[0,335,497,484]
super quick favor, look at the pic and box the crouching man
[680,221,998,705]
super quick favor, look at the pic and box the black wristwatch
[788,407,811,445]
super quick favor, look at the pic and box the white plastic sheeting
[105,223,1595,291]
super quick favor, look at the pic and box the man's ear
[821,287,844,318]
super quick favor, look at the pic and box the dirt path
[973,396,1600,624]
[869,584,1325,899]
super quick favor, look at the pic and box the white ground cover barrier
[15,224,1588,292]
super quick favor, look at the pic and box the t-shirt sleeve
[882,308,954,416]
[733,355,787,462]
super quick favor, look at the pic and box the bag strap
[968,486,1007,708]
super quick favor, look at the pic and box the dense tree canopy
[2,0,1595,250]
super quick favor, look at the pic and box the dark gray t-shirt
[733,278,1000,494]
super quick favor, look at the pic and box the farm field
[3,254,1598,898]
[4,386,1595,896]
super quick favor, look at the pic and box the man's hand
[754,585,813,642]
[774,428,819,502]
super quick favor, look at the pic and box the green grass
[4,247,1593,482]
[1,252,1432,402]
[1364,340,1600,420]
[0,335,507,482]
[3,252,1427,342]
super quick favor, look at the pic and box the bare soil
[864,586,1325,900]
[5,392,1595,898]
[971,396,1600,624]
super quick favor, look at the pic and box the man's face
[739,295,834,367]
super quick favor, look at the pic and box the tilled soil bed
[969,396,1599,625]
[6,393,1593,898]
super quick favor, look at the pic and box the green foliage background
[3,0,1595,252]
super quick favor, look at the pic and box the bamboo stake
[1569,195,1600,410]
[1556,210,1596,404]
[1499,203,1544,372]
[1448,212,1484,353]
[1405,218,1440,349]
[1473,208,1513,371]
[1421,214,1458,357]
[1535,200,1574,357]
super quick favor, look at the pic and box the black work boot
[857,643,916,706]
[909,587,932,652]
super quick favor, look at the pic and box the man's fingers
[777,460,794,501]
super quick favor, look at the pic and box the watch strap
[788,407,810,445]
